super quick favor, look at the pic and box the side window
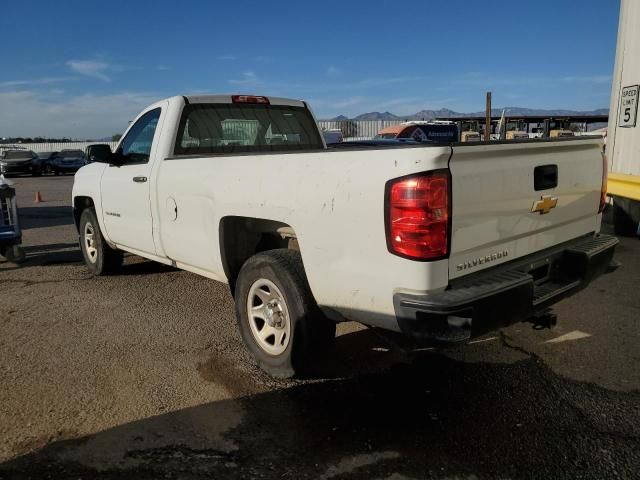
[119,108,161,163]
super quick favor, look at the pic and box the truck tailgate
[449,138,604,279]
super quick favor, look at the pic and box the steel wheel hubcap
[84,222,98,263]
[247,279,291,356]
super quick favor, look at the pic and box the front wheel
[79,208,123,275]
[234,249,336,378]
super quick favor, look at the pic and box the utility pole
[485,91,492,142]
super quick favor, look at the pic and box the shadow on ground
[2,331,638,480]
[17,206,74,230]
[5,243,177,276]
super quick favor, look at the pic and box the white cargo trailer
[607,0,640,235]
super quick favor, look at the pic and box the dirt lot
[1,175,639,479]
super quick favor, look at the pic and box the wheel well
[220,216,299,294]
[73,196,95,232]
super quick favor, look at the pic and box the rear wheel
[234,249,336,378]
[79,208,123,275]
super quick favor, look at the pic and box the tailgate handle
[534,165,558,191]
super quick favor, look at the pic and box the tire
[613,199,638,236]
[4,245,25,264]
[234,249,336,378]
[79,208,123,275]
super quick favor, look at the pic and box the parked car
[506,131,530,140]
[461,131,481,142]
[0,149,38,176]
[375,121,458,143]
[33,151,56,175]
[73,94,617,378]
[49,149,87,175]
[322,129,343,144]
[550,129,574,138]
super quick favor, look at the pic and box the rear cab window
[60,150,84,159]
[173,103,324,156]
[4,150,35,160]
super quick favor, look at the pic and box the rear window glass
[174,103,323,155]
[60,150,83,158]
[4,150,34,159]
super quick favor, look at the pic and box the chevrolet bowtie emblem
[531,195,558,214]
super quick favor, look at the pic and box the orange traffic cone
[34,191,43,203]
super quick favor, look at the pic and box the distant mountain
[328,107,609,121]
[353,111,400,121]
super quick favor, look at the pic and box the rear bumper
[393,233,618,343]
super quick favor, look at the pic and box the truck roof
[183,94,306,108]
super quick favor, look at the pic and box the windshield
[4,150,34,160]
[174,103,324,155]
[60,150,84,159]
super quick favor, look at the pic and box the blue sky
[0,0,620,138]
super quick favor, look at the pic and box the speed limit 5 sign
[619,85,639,127]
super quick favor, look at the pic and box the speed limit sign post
[619,85,639,128]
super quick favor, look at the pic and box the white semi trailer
[607,0,640,235]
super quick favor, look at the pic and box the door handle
[132,176,147,183]
[534,165,557,191]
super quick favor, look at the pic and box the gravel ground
[0,175,638,479]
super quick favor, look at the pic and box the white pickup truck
[73,94,618,377]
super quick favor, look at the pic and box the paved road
[1,175,639,479]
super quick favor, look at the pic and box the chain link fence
[317,120,405,141]
[0,141,119,154]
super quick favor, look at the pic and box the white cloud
[379,97,420,108]
[326,66,341,77]
[561,75,611,84]
[0,90,159,138]
[228,71,259,87]
[329,96,367,109]
[67,60,111,82]
[0,77,73,88]
[304,96,370,117]
[456,71,612,88]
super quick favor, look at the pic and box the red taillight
[386,171,450,260]
[231,95,270,104]
[599,153,608,213]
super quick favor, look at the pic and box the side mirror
[86,144,116,164]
